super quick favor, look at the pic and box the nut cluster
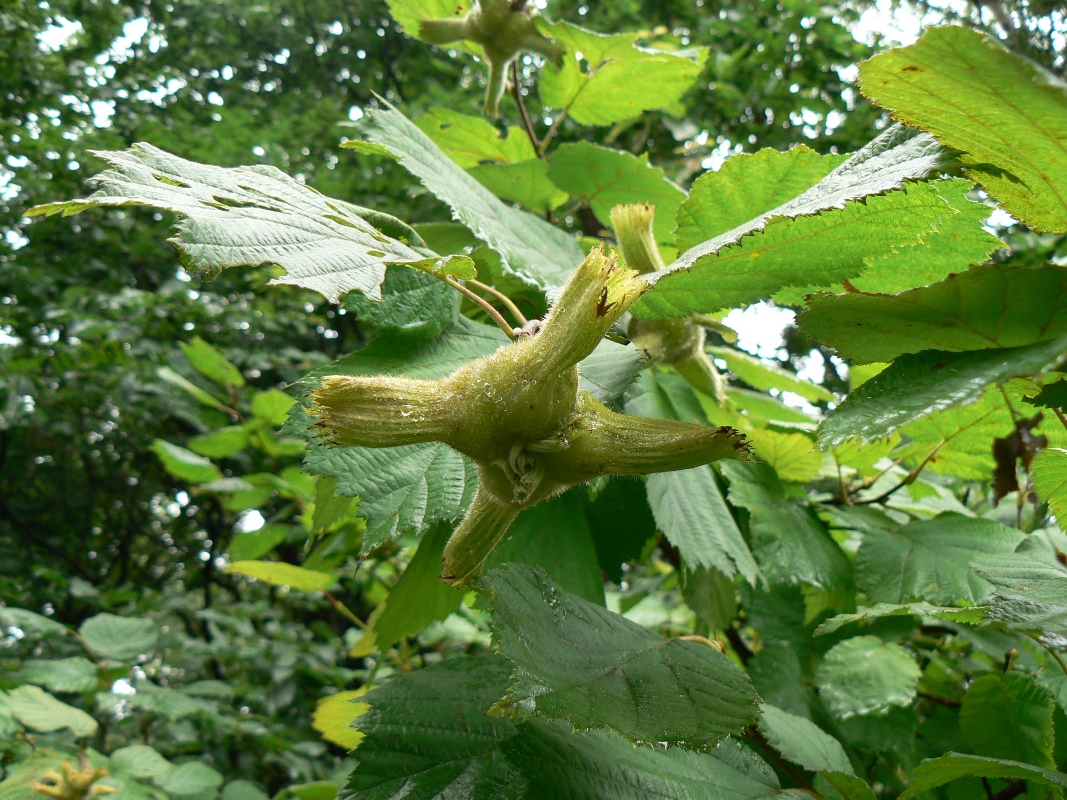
[311,247,749,584]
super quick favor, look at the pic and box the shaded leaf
[708,346,833,403]
[818,334,1067,446]
[19,657,98,694]
[373,522,466,651]
[721,461,850,592]
[800,264,1067,365]
[79,613,159,661]
[485,564,760,745]
[109,745,174,779]
[815,603,988,636]
[151,440,224,484]
[855,513,1024,605]
[815,635,921,719]
[340,655,524,800]
[154,763,224,797]
[646,466,760,584]
[899,753,1067,800]
[8,685,97,737]
[959,672,1054,768]
[469,159,568,214]
[756,703,853,775]
[501,722,779,799]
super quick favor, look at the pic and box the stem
[468,277,528,326]
[445,276,516,339]
[538,107,569,156]
[852,441,945,506]
[511,61,542,156]
[324,591,367,630]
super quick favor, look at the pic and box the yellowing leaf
[225,561,336,592]
[313,689,370,750]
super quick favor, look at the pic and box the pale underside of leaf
[27,143,448,303]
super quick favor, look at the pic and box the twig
[991,780,1027,800]
[445,276,516,339]
[538,108,569,156]
[851,441,945,506]
[511,61,542,156]
[468,278,528,326]
[324,591,367,630]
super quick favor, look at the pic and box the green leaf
[643,180,973,318]
[756,703,854,775]
[502,722,780,799]
[151,440,224,484]
[110,745,174,779]
[308,440,478,551]
[539,21,707,126]
[221,782,268,800]
[383,0,472,35]
[637,125,948,318]
[227,522,288,558]
[743,428,823,484]
[347,102,583,289]
[646,466,761,584]
[708,346,833,403]
[188,427,250,459]
[154,762,224,797]
[28,144,439,303]
[157,366,227,410]
[674,146,846,251]
[180,337,244,388]
[79,613,159,661]
[251,389,294,426]
[855,513,1024,605]
[225,561,336,592]
[341,655,524,800]
[469,159,568,215]
[488,491,605,604]
[373,522,466,651]
[312,689,369,751]
[576,339,647,405]
[818,334,1067,446]
[546,142,686,243]
[815,602,988,636]
[0,607,68,638]
[19,657,98,693]
[415,107,535,167]
[859,26,1067,233]
[842,178,1003,296]
[800,264,1067,365]
[959,672,1055,768]
[485,564,760,745]
[8,685,98,737]
[305,315,505,382]
[899,753,1067,800]
[720,461,850,592]
[344,265,460,340]
[583,477,657,583]
[815,635,921,719]
[1033,448,1067,522]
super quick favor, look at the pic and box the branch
[510,61,542,156]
